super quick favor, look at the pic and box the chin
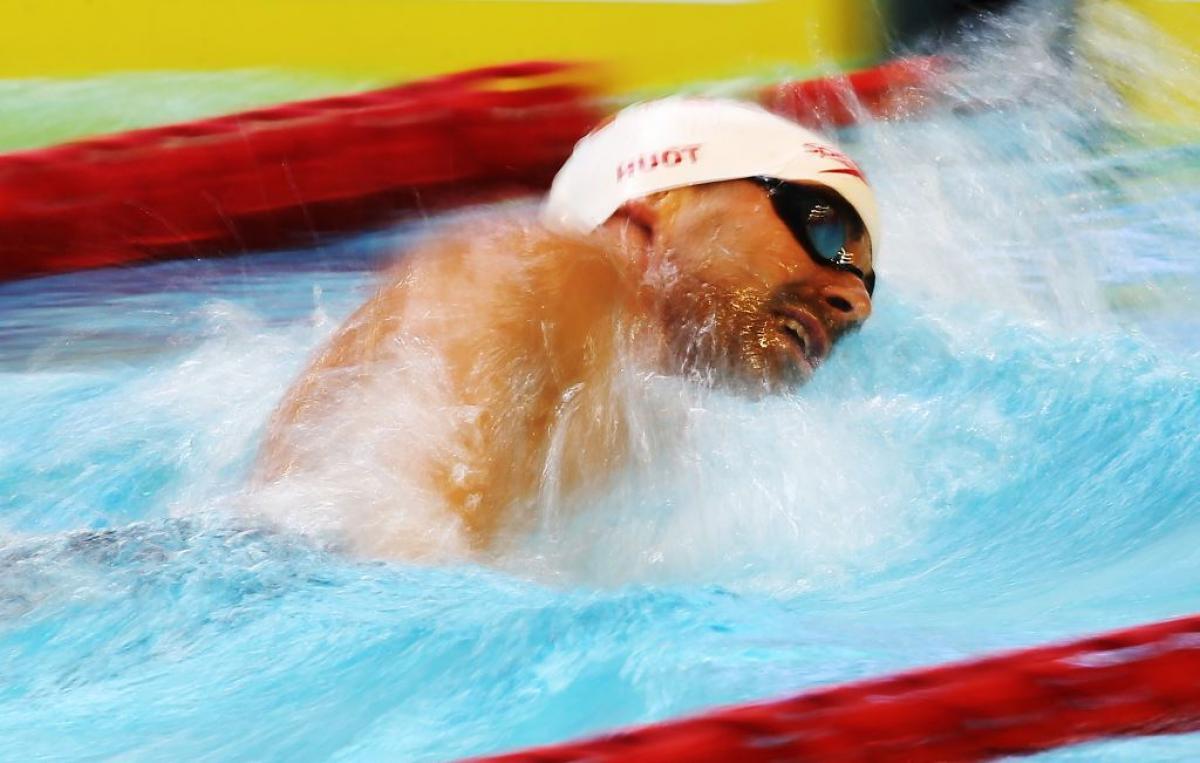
[659,280,833,392]
[747,359,816,395]
[692,345,817,397]
[664,320,821,397]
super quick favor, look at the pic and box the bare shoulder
[376,213,632,336]
[405,212,627,291]
[257,210,632,481]
[277,210,632,398]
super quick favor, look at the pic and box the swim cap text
[805,142,866,180]
[616,144,702,182]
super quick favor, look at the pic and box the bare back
[257,217,643,552]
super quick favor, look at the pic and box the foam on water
[2,5,1200,759]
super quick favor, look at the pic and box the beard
[655,276,812,394]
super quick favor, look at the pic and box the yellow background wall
[0,0,883,92]
[1082,0,1200,125]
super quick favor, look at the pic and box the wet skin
[256,179,873,554]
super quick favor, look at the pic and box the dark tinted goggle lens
[754,177,873,295]
[804,202,849,264]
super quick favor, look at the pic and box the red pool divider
[764,55,946,128]
[0,61,602,282]
[466,613,1200,762]
[0,58,945,283]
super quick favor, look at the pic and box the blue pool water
[3,22,1200,763]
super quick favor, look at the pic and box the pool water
[2,9,1200,762]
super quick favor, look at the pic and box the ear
[617,196,659,234]
[609,191,670,241]
[600,191,679,275]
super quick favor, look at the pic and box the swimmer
[256,98,878,556]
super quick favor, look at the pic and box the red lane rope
[762,56,946,129]
[0,61,601,282]
[466,614,1200,762]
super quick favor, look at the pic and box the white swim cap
[542,97,879,252]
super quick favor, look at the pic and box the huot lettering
[616,144,701,181]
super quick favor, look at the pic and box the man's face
[645,179,874,391]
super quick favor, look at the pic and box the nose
[819,280,872,328]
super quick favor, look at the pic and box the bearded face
[643,179,874,392]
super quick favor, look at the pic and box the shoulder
[387,211,632,306]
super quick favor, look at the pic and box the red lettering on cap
[615,144,703,182]
[805,142,866,181]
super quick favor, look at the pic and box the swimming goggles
[753,177,876,296]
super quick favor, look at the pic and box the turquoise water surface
[3,16,1200,763]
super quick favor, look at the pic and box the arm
[421,228,637,546]
[256,223,637,551]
